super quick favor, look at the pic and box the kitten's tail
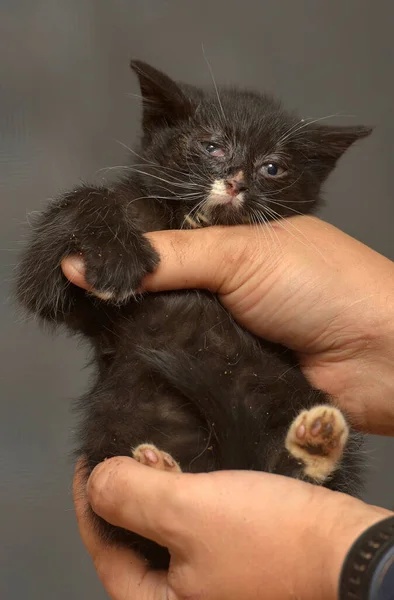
[135,347,259,470]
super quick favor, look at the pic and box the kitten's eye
[200,141,226,158]
[261,163,285,177]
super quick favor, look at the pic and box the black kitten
[16,60,371,569]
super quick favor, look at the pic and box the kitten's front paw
[84,236,159,304]
[285,405,349,483]
[132,443,182,473]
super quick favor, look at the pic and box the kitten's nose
[225,172,247,195]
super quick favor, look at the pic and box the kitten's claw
[285,405,349,482]
[91,288,136,304]
[132,443,182,473]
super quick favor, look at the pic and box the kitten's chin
[204,203,249,227]
[207,191,245,208]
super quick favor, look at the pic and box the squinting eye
[261,163,285,177]
[200,141,226,158]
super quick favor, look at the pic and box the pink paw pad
[132,443,181,473]
[285,404,349,483]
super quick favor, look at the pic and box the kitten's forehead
[194,87,298,150]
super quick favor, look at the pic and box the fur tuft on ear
[130,60,193,131]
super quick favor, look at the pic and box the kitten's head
[130,60,371,227]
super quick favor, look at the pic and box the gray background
[1,1,393,598]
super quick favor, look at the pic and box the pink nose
[225,175,247,195]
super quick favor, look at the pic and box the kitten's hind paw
[285,405,349,483]
[132,443,182,473]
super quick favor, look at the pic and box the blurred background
[1,1,393,598]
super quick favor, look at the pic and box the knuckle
[87,457,128,514]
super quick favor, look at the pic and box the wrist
[329,504,392,599]
[339,515,394,600]
[296,489,392,600]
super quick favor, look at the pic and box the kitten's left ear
[130,60,193,130]
[307,124,372,178]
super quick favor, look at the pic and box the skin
[64,216,394,599]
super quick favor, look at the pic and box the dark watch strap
[339,515,394,600]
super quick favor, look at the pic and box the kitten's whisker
[259,206,304,258]
[98,164,186,184]
[124,192,201,210]
[267,197,317,204]
[278,113,353,146]
[116,166,205,190]
[186,154,211,184]
[264,197,317,218]
[265,200,305,217]
[249,210,267,259]
[201,43,226,123]
[263,205,325,259]
[251,207,282,264]
[263,171,305,197]
[114,141,205,180]
[262,209,283,253]
[110,141,207,186]
[98,164,204,189]
[276,118,306,147]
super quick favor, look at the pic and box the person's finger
[61,256,92,291]
[73,459,170,600]
[142,226,237,293]
[86,456,190,554]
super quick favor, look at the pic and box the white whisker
[277,113,354,147]
[201,43,226,123]
[262,205,325,259]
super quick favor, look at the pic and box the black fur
[16,60,370,569]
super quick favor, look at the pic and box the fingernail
[67,256,85,274]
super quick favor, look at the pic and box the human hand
[74,456,391,600]
[62,216,394,434]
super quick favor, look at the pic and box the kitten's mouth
[207,178,245,209]
[184,179,248,228]
[207,191,245,208]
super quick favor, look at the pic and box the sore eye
[261,163,285,177]
[200,141,226,158]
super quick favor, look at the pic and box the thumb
[61,225,263,296]
[74,458,176,600]
[87,456,189,554]
[142,227,236,293]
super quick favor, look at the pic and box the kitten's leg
[285,405,349,483]
[16,184,159,324]
[132,443,182,473]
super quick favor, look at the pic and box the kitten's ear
[307,124,372,179]
[130,60,193,130]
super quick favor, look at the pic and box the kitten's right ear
[130,60,192,130]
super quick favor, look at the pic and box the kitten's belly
[83,290,360,482]
[84,290,295,470]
